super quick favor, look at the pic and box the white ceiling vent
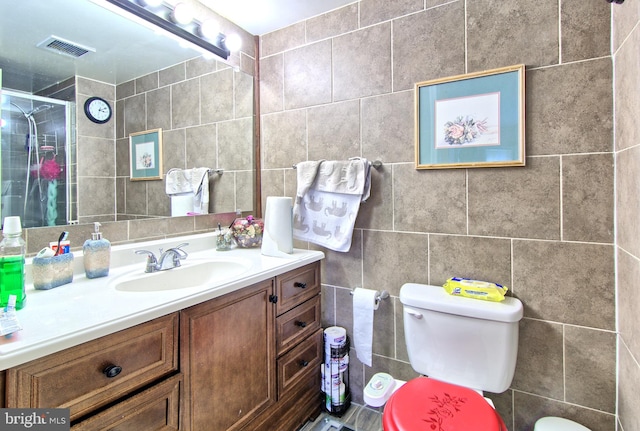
[37,36,95,58]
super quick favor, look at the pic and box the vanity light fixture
[606,0,624,3]
[105,0,235,60]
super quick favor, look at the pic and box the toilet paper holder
[349,289,390,307]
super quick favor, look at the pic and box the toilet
[381,282,523,431]
[534,417,592,431]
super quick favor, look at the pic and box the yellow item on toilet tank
[443,277,508,302]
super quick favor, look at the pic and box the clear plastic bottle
[0,216,26,310]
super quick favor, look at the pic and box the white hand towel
[165,169,192,195]
[190,168,209,214]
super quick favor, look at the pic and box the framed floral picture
[129,128,163,180]
[415,64,525,169]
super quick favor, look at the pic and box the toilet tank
[400,283,523,393]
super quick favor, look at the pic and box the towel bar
[349,289,390,307]
[166,168,223,175]
[292,160,383,170]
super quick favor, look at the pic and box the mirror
[0,0,256,229]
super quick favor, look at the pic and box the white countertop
[0,233,324,370]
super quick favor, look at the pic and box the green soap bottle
[83,222,111,279]
[0,216,26,310]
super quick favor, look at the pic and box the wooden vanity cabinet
[1,370,5,407]
[5,313,179,429]
[180,278,276,431]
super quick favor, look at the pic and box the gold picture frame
[129,128,163,180]
[415,64,525,169]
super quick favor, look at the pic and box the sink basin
[110,258,252,292]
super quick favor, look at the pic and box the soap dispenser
[83,222,111,279]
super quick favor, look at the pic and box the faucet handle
[135,249,158,273]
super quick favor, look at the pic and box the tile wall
[613,2,640,431]
[259,1,617,430]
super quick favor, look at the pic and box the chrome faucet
[135,243,189,273]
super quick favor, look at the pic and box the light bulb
[199,19,219,40]
[141,0,163,6]
[224,33,242,52]
[171,3,193,25]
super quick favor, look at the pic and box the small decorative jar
[230,216,264,248]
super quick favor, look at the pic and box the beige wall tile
[201,69,235,123]
[306,3,359,43]
[429,235,511,287]
[321,284,336,327]
[161,129,186,172]
[562,154,614,243]
[319,231,363,288]
[219,118,254,171]
[392,4,465,91]
[395,165,467,235]
[171,78,200,129]
[525,60,613,156]
[78,178,116,217]
[261,110,307,169]
[617,249,640,362]
[618,342,640,431]
[185,123,217,170]
[362,230,429,297]
[565,326,616,413]
[258,54,284,115]
[284,40,332,109]
[561,0,610,63]
[261,22,306,57]
[614,26,640,152]
[361,91,414,163]
[612,0,640,52]
[513,240,615,329]
[135,72,158,94]
[514,391,616,431]
[394,297,408,362]
[354,166,393,231]
[123,93,146,136]
[360,0,423,27]
[158,63,185,87]
[77,136,114,177]
[616,145,640,257]
[146,87,171,131]
[467,0,559,71]
[468,157,560,240]
[333,23,392,101]
[513,319,564,399]
[308,100,360,160]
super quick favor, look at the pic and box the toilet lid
[382,377,507,431]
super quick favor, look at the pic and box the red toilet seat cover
[382,377,507,431]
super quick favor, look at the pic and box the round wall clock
[84,97,112,124]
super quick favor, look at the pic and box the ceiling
[200,0,357,35]
[0,0,356,94]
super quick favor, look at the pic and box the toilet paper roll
[353,288,379,367]
[261,196,294,257]
[324,326,347,348]
[170,193,194,216]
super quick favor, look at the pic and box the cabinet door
[180,279,276,431]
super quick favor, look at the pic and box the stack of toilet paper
[322,326,349,410]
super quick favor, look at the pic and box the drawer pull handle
[299,360,309,367]
[295,320,307,328]
[103,365,123,378]
[294,282,307,289]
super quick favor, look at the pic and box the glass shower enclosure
[1,90,74,228]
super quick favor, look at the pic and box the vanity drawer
[72,374,181,430]
[277,328,323,399]
[275,262,320,315]
[276,296,321,355]
[6,313,178,421]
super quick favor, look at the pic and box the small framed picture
[129,128,163,180]
[415,64,525,169]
